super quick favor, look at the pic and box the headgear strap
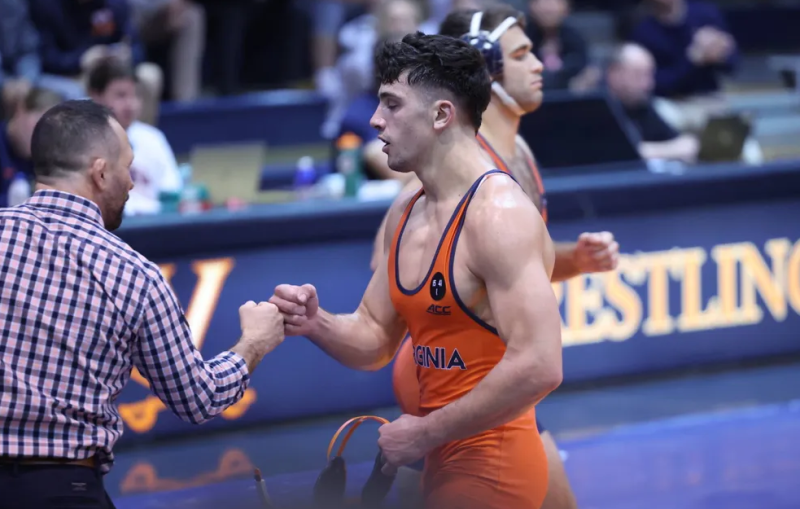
[464,11,525,116]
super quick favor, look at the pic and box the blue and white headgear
[460,11,525,116]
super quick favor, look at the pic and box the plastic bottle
[7,172,31,207]
[336,133,364,198]
[178,163,203,215]
[294,156,317,200]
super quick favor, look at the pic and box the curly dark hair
[374,31,491,133]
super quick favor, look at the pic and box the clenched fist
[239,301,285,356]
[574,232,619,274]
[269,284,320,336]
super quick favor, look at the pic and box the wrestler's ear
[432,100,455,132]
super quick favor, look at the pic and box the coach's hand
[239,301,284,353]
[269,284,320,336]
[232,301,285,373]
[378,414,433,475]
[574,232,619,273]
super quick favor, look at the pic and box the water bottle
[178,163,203,215]
[336,133,364,198]
[7,173,31,207]
[294,156,317,200]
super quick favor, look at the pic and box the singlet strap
[391,169,512,297]
[477,133,547,223]
[444,169,520,336]
[476,133,510,175]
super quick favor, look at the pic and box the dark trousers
[0,462,116,509]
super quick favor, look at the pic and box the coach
[0,100,284,508]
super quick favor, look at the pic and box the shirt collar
[26,189,105,226]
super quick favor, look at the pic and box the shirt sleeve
[642,104,679,142]
[133,268,250,424]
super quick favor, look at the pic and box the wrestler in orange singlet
[371,6,620,509]
[271,32,563,508]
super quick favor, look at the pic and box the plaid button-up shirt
[0,190,250,473]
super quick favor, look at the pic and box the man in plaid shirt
[0,100,285,508]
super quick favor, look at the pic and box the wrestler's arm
[550,243,581,282]
[293,197,410,371]
[419,179,563,446]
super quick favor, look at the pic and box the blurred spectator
[337,34,413,183]
[129,0,205,102]
[419,0,484,34]
[1,0,40,115]
[629,0,739,132]
[0,0,83,116]
[0,88,63,207]
[29,0,163,124]
[322,0,424,138]
[192,0,253,97]
[300,1,368,112]
[526,0,599,92]
[606,43,699,163]
[87,57,181,216]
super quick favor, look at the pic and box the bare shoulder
[463,174,548,268]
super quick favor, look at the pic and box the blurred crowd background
[2,0,799,213]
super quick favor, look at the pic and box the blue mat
[114,400,800,509]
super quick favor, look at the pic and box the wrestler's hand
[378,414,432,475]
[574,232,619,273]
[269,284,320,336]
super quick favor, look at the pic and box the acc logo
[430,272,446,301]
[414,345,467,370]
[427,304,451,316]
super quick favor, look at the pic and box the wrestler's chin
[521,92,544,115]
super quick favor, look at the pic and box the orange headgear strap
[326,415,390,461]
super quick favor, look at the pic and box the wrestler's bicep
[468,181,561,363]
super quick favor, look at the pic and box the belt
[0,456,97,468]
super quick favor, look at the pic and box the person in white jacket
[87,56,182,216]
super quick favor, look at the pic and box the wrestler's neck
[414,133,492,202]
[479,97,522,160]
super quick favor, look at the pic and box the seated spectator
[606,43,698,163]
[526,0,599,92]
[628,0,738,132]
[323,0,423,139]
[129,0,205,102]
[0,0,83,116]
[87,57,182,216]
[337,34,413,183]
[0,88,63,207]
[298,0,368,134]
[29,0,163,125]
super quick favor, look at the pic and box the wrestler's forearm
[306,308,398,371]
[420,356,560,448]
[551,241,579,282]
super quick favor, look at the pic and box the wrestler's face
[497,25,544,114]
[371,73,439,173]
